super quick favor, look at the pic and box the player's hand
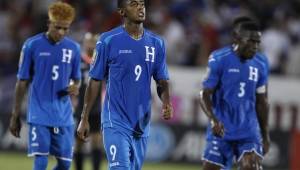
[67,84,79,96]
[9,114,22,138]
[162,103,173,120]
[77,118,90,142]
[262,136,270,155]
[211,119,225,137]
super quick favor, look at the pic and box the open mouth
[138,12,144,17]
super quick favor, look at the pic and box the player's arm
[77,78,101,140]
[156,79,173,120]
[256,89,270,155]
[199,88,224,137]
[9,79,30,138]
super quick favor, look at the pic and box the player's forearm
[156,80,171,104]
[256,94,270,139]
[12,80,29,116]
[81,78,101,120]
[199,89,218,122]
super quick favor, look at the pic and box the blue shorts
[202,137,263,169]
[28,123,74,161]
[103,127,148,170]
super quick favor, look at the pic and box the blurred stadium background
[1,0,300,170]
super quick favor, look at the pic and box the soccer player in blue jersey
[9,2,81,170]
[199,21,270,170]
[77,0,173,169]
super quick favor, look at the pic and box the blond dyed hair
[48,1,75,23]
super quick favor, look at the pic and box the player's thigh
[28,123,51,156]
[236,140,263,170]
[103,127,131,169]
[50,125,74,161]
[239,152,262,170]
[202,137,234,169]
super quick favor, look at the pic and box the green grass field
[0,152,201,170]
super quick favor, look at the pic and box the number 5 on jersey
[52,65,59,80]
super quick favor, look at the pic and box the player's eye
[55,26,69,31]
[129,1,138,7]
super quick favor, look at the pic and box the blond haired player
[9,2,81,170]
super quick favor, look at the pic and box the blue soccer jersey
[202,46,268,140]
[18,33,81,126]
[90,26,169,137]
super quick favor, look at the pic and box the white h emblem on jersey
[62,49,72,63]
[249,66,258,81]
[145,46,155,63]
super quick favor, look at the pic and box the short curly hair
[48,1,75,23]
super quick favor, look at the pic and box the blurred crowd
[1,0,300,78]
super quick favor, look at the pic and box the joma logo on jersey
[62,49,72,63]
[249,66,258,81]
[145,46,155,62]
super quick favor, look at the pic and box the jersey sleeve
[153,39,169,80]
[202,54,221,89]
[89,37,109,80]
[71,44,81,80]
[17,41,33,80]
[257,63,268,89]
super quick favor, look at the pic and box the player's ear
[118,8,125,17]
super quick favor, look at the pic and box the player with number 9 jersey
[90,26,169,137]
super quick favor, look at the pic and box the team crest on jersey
[249,66,258,81]
[145,46,155,63]
[62,49,72,63]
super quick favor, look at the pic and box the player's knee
[53,159,71,170]
[202,161,222,170]
[33,155,48,170]
[240,153,261,170]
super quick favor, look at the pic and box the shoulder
[144,29,164,47]
[255,52,269,64]
[63,37,81,50]
[209,46,232,63]
[98,26,124,44]
[253,52,269,69]
[23,33,45,48]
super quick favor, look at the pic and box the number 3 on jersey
[135,65,142,81]
[238,82,246,97]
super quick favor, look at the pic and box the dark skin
[200,29,269,170]
[9,19,80,138]
[77,0,173,141]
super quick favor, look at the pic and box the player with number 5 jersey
[9,2,81,170]
[77,0,173,169]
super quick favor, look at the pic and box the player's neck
[123,21,144,40]
[232,44,248,61]
[46,32,58,44]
